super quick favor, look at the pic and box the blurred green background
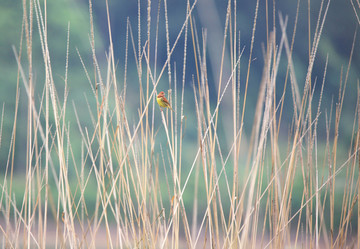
[2,0,359,171]
[0,0,359,229]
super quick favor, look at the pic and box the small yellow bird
[157,91,173,111]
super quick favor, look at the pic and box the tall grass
[1,0,360,248]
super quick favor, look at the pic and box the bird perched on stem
[157,91,173,112]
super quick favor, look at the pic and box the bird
[157,91,173,112]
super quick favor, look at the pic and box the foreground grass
[1,0,360,248]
